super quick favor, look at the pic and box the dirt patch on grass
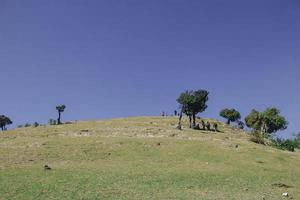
[271,183,293,188]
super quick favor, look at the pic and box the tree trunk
[192,114,196,128]
[178,110,183,126]
[177,110,183,130]
[189,115,192,128]
[260,122,266,137]
[57,111,61,125]
[227,119,230,125]
[1,126,3,131]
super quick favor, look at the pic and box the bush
[280,140,296,152]
[249,132,265,145]
[48,119,57,125]
[33,122,39,127]
[24,123,31,127]
[294,132,300,148]
[272,138,296,152]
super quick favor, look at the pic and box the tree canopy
[245,107,287,135]
[0,115,13,131]
[219,108,241,125]
[56,105,66,112]
[56,105,66,125]
[177,89,209,128]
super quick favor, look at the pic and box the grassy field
[0,116,299,200]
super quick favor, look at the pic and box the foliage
[249,131,265,145]
[56,104,66,124]
[177,90,209,128]
[262,107,288,133]
[24,123,31,127]
[0,115,13,131]
[245,107,287,136]
[294,132,300,148]
[272,138,297,152]
[245,109,262,131]
[48,119,57,125]
[219,108,241,125]
[56,105,66,112]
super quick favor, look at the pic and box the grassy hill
[0,116,299,200]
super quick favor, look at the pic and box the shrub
[24,123,31,127]
[294,132,300,148]
[33,122,39,127]
[48,119,57,125]
[280,140,296,152]
[272,138,296,152]
[249,132,265,145]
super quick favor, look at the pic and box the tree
[177,90,209,128]
[245,109,262,131]
[219,108,241,125]
[56,105,66,125]
[245,107,287,136]
[0,115,12,131]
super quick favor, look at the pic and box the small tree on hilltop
[56,105,66,125]
[177,90,209,128]
[245,107,287,137]
[0,115,12,131]
[219,108,241,125]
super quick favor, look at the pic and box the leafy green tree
[177,90,209,128]
[219,108,241,125]
[56,105,66,125]
[0,115,12,131]
[262,107,288,134]
[245,107,287,136]
[245,109,262,131]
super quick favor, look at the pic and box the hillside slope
[0,116,299,200]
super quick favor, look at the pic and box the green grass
[0,117,299,199]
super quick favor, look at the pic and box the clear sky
[1,0,299,138]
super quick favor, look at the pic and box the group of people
[197,120,219,132]
[161,110,219,132]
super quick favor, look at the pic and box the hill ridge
[0,116,299,200]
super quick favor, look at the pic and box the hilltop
[0,116,299,200]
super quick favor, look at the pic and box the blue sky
[0,0,299,138]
